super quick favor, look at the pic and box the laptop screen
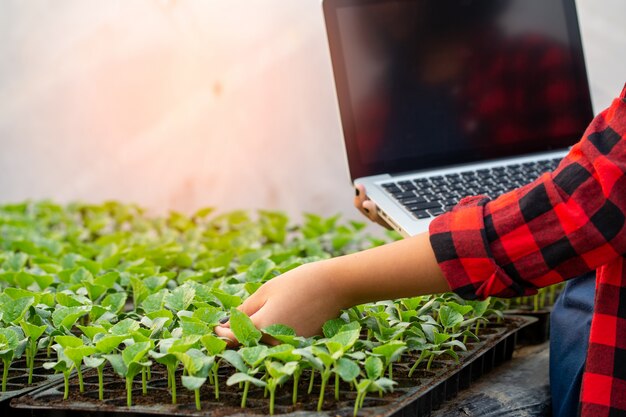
[323,0,594,180]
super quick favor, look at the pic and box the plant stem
[308,370,315,394]
[168,365,177,404]
[335,372,340,401]
[395,305,403,321]
[97,365,104,401]
[126,376,133,407]
[353,392,362,417]
[269,387,276,415]
[213,367,220,399]
[426,355,435,371]
[63,372,70,400]
[2,359,11,392]
[241,380,250,408]
[408,351,427,377]
[27,344,35,385]
[195,388,201,411]
[77,367,84,393]
[317,372,330,412]
[292,372,299,405]
[2,360,9,392]
[142,368,147,395]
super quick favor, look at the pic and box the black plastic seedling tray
[506,309,551,345]
[10,316,536,417]
[0,352,66,410]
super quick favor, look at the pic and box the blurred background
[0,0,624,224]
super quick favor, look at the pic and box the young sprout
[63,341,97,393]
[265,343,302,405]
[83,356,106,400]
[223,344,269,409]
[292,345,324,400]
[200,334,227,399]
[0,327,27,392]
[312,324,360,410]
[104,341,153,407]
[408,329,466,376]
[372,340,407,381]
[19,320,47,384]
[43,340,78,400]
[264,361,298,415]
[149,335,200,404]
[176,348,214,411]
[354,356,396,416]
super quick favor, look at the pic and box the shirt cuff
[429,195,530,299]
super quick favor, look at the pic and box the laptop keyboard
[381,158,561,220]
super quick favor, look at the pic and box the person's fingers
[353,184,367,209]
[237,291,266,317]
[362,200,393,230]
[213,325,238,347]
[354,184,393,230]
[354,184,377,221]
[248,308,280,346]
[362,200,380,222]
[213,288,268,347]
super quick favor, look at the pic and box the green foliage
[0,201,511,413]
[229,308,262,347]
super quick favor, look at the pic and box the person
[216,85,626,417]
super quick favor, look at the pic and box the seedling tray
[0,352,66,408]
[10,316,535,417]
[505,308,551,345]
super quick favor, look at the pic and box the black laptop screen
[323,0,593,180]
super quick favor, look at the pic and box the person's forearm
[322,232,450,308]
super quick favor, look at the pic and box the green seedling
[200,334,227,399]
[264,361,298,415]
[224,347,268,409]
[372,340,407,381]
[60,335,97,393]
[0,327,27,391]
[104,341,153,407]
[19,320,47,384]
[149,335,200,404]
[176,348,214,410]
[228,308,262,347]
[43,341,77,400]
[354,356,396,416]
[312,324,360,410]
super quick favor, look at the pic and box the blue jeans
[550,271,596,417]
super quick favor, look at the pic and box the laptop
[322,0,594,236]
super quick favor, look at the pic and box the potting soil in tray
[10,316,536,417]
[0,351,67,406]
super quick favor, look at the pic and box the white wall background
[0,0,624,223]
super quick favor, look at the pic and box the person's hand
[214,260,347,346]
[354,184,392,230]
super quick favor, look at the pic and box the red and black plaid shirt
[430,84,626,416]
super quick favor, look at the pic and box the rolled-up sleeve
[429,85,626,300]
